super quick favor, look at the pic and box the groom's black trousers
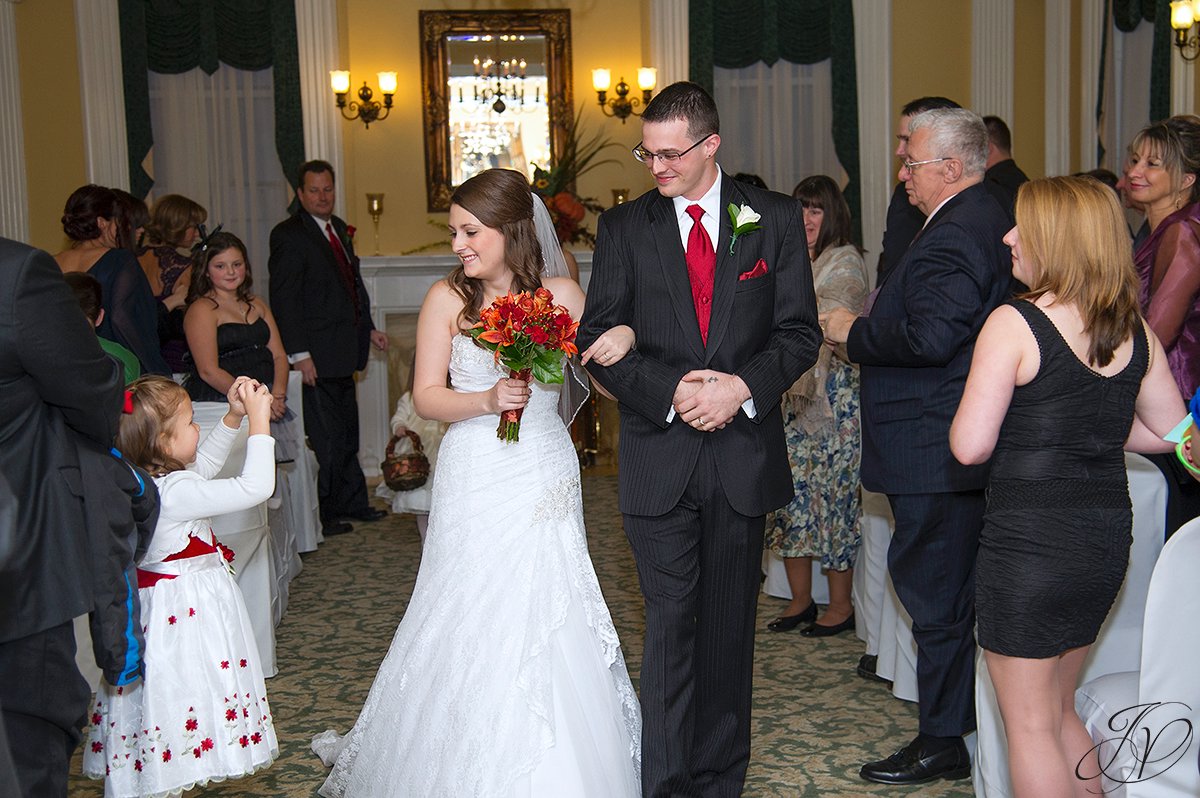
[623,442,764,798]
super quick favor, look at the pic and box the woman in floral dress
[766,175,867,636]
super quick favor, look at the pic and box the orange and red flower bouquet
[466,287,579,443]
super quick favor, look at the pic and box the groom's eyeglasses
[632,134,714,166]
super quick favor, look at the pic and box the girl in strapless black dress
[183,231,290,421]
[950,177,1185,798]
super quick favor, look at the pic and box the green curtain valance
[119,0,305,199]
[688,0,862,246]
[1109,0,1171,125]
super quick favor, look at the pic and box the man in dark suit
[823,108,1013,785]
[578,82,821,797]
[876,96,961,283]
[983,115,1030,220]
[0,236,124,796]
[269,160,388,535]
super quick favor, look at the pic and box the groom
[579,81,821,797]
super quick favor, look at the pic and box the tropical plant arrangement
[531,108,621,247]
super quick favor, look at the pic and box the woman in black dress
[183,231,289,421]
[950,176,1185,797]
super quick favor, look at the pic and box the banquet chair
[1073,515,1200,798]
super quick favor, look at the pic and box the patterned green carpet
[70,475,974,797]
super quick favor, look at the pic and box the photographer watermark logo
[1076,702,1195,791]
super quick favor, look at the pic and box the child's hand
[581,325,636,366]
[226,376,252,416]
[239,380,273,434]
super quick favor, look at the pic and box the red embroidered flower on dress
[193,747,202,758]
[185,718,198,732]
[221,660,229,669]
[188,608,195,617]
[92,712,102,725]
[91,741,103,753]
[162,750,172,762]
[250,732,262,744]
[242,707,249,717]
[225,709,237,721]
[239,735,249,748]
[239,659,247,668]
[200,738,213,751]
[168,616,177,625]
[134,760,143,772]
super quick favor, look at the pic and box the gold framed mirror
[420,9,573,212]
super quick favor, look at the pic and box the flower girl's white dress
[313,335,640,797]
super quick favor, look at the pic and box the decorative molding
[649,0,688,90]
[0,1,29,242]
[295,0,345,218]
[74,0,129,188]
[1078,0,1104,171]
[1044,0,1071,176]
[1172,46,1196,117]
[971,0,1014,122]
[852,0,890,284]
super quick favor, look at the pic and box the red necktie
[325,222,360,319]
[685,204,715,344]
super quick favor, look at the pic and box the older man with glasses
[821,107,1014,786]
[578,81,820,797]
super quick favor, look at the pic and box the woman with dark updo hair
[54,184,169,375]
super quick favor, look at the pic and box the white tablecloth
[971,452,1169,797]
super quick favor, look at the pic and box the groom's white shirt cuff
[667,399,757,424]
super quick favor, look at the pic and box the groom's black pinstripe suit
[579,172,820,797]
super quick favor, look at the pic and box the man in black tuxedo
[0,237,124,796]
[983,115,1030,220]
[269,160,388,534]
[578,82,820,797]
[823,108,1013,785]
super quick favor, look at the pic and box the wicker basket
[380,430,430,492]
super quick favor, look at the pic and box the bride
[312,168,641,797]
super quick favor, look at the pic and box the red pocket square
[739,259,768,281]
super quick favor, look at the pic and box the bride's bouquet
[467,287,580,442]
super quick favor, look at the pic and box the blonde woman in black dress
[951,176,1184,797]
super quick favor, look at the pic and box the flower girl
[83,375,278,796]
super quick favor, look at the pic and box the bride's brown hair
[447,168,544,327]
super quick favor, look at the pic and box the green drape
[689,0,862,246]
[119,0,305,199]
[1111,0,1171,124]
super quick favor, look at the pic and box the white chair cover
[283,370,323,553]
[973,452,1170,797]
[1075,515,1200,798]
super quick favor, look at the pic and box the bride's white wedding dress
[313,334,641,797]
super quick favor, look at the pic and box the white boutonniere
[727,203,763,255]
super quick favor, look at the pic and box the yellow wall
[338,0,653,255]
[14,0,88,253]
[891,1,972,123]
[1013,0,1046,179]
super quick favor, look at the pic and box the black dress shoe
[856,654,892,685]
[799,612,855,637]
[322,520,354,536]
[766,601,817,632]
[343,507,387,523]
[859,736,971,785]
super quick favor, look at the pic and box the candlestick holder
[366,193,385,255]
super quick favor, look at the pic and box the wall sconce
[330,70,397,128]
[1170,1,1200,61]
[592,67,657,123]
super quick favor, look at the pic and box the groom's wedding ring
[698,417,706,427]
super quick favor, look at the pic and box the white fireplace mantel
[354,252,593,476]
